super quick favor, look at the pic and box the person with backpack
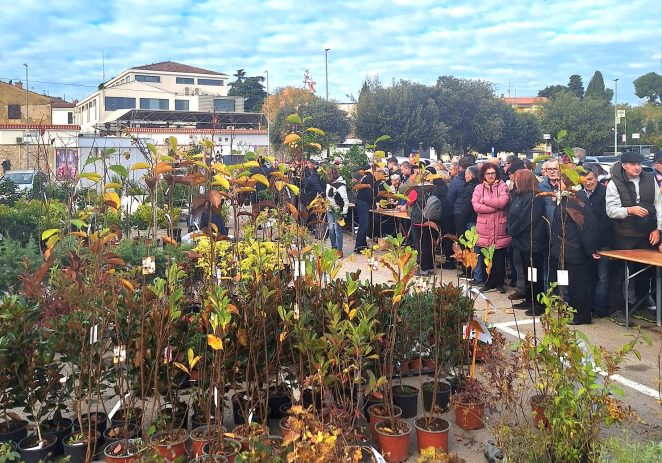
[326,167,349,258]
[472,162,511,293]
[405,173,443,276]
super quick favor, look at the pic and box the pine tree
[568,75,584,98]
[584,71,613,101]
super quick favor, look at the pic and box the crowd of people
[331,150,662,326]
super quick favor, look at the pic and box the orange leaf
[237,329,248,346]
[207,334,223,350]
[154,162,173,175]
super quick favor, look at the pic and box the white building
[75,61,244,133]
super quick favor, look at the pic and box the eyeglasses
[484,172,497,176]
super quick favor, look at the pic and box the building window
[8,105,21,119]
[105,97,136,111]
[68,112,73,124]
[213,99,235,112]
[199,78,223,86]
[176,77,194,84]
[140,98,169,110]
[135,74,161,83]
[175,100,189,111]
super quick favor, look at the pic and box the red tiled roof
[131,61,227,76]
[50,97,76,108]
[0,124,80,130]
[502,97,548,105]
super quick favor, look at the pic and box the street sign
[632,133,640,139]
[617,110,626,118]
[543,134,551,140]
[622,134,626,142]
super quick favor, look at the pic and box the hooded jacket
[326,177,349,215]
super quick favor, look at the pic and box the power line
[0,77,97,88]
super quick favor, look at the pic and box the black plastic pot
[422,381,451,413]
[18,433,58,463]
[445,375,465,396]
[190,412,219,430]
[110,408,142,428]
[63,431,101,463]
[231,393,268,425]
[159,403,188,430]
[42,417,73,456]
[392,385,419,419]
[268,387,291,419]
[0,419,29,444]
[73,412,108,436]
[278,402,292,417]
[301,388,323,410]
[102,424,140,449]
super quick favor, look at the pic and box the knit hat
[621,151,644,164]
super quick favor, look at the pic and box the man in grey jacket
[606,151,662,324]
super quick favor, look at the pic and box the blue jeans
[327,211,343,251]
[594,252,609,314]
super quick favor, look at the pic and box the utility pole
[614,78,619,156]
[264,69,270,155]
[324,48,330,101]
[24,63,29,168]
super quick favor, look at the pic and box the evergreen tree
[568,75,584,98]
[584,70,613,102]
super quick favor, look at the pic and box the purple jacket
[472,180,511,249]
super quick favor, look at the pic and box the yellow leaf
[212,174,230,190]
[251,173,269,188]
[275,180,285,191]
[68,231,87,238]
[103,192,121,211]
[194,161,210,171]
[393,294,402,305]
[211,163,226,173]
[119,278,134,292]
[130,162,151,171]
[348,309,357,321]
[41,228,60,241]
[286,184,300,195]
[283,133,301,145]
[279,331,288,342]
[227,304,239,315]
[174,362,188,374]
[154,162,173,175]
[79,172,102,183]
[207,334,223,350]
[374,150,385,158]
[104,182,122,191]
[242,161,260,168]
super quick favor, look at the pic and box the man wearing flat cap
[606,151,662,324]
[652,151,662,188]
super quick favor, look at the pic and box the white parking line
[492,317,661,399]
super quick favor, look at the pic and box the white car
[0,170,36,192]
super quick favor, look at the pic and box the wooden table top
[371,208,410,220]
[599,249,662,266]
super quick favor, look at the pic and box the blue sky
[0,0,660,106]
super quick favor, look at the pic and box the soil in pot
[110,407,142,428]
[149,429,189,461]
[374,418,412,463]
[18,433,58,463]
[422,381,451,413]
[102,424,140,449]
[367,404,402,443]
[202,438,241,463]
[414,417,450,454]
[0,419,29,444]
[188,456,228,463]
[342,445,377,463]
[190,425,226,458]
[232,423,268,451]
[73,412,108,435]
[392,385,419,419]
[42,417,73,456]
[344,419,372,445]
[362,395,382,420]
[454,400,485,430]
[63,430,101,463]
[267,386,291,419]
[104,438,143,463]
[530,394,550,430]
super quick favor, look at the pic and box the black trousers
[484,247,507,288]
[518,250,544,306]
[354,199,371,250]
[550,257,595,324]
[412,224,438,271]
[608,235,655,312]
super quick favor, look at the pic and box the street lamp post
[24,63,29,167]
[324,48,330,101]
[264,69,270,155]
[614,78,619,156]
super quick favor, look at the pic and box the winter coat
[507,191,547,253]
[302,168,325,204]
[432,178,454,228]
[326,177,349,215]
[472,180,511,249]
[550,197,599,264]
[576,183,612,249]
[538,176,558,225]
[447,174,466,215]
[355,171,374,203]
[457,178,478,225]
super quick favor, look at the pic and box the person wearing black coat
[548,179,600,325]
[354,168,374,252]
[301,160,325,209]
[507,170,547,312]
[455,166,479,235]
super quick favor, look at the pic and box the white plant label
[294,260,306,278]
[163,346,173,363]
[528,267,538,282]
[557,269,569,286]
[293,303,300,319]
[113,345,126,364]
[142,256,155,275]
[89,325,98,345]
[214,386,219,407]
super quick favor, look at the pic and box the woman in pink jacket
[472,162,511,293]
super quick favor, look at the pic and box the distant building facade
[502,96,548,113]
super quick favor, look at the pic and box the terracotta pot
[278,417,295,442]
[190,425,226,458]
[423,358,437,370]
[374,419,411,463]
[202,438,241,463]
[454,400,485,430]
[530,395,550,430]
[104,439,143,463]
[367,404,401,444]
[409,357,422,370]
[188,456,228,463]
[149,430,189,461]
[414,417,450,454]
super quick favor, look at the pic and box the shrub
[0,239,41,292]
[0,199,67,244]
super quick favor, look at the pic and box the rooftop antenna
[102,49,105,82]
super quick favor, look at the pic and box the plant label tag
[293,303,300,319]
[142,256,155,275]
[247,408,254,424]
[371,447,386,463]
[528,267,538,282]
[557,269,569,286]
[215,268,222,284]
[113,345,126,364]
[294,260,305,278]
[163,346,173,363]
[89,325,98,344]
[462,321,492,344]
[214,387,219,407]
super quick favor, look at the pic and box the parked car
[0,170,36,192]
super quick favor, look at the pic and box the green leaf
[109,164,128,178]
[244,151,257,161]
[557,129,567,141]
[41,228,60,241]
[286,114,302,124]
[533,155,552,164]
[83,156,102,167]
[374,134,391,145]
[79,172,102,183]
[147,143,158,155]
[70,219,88,230]
[103,148,117,157]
